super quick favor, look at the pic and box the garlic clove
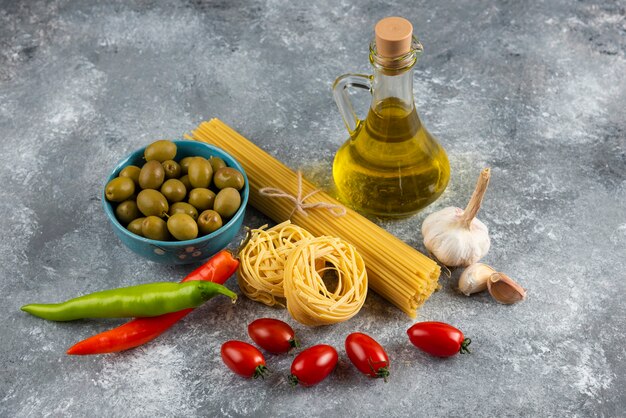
[458,263,495,296]
[487,272,526,304]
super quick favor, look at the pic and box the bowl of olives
[103,140,248,264]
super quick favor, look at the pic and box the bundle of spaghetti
[187,118,441,318]
[283,236,367,326]
[237,221,313,307]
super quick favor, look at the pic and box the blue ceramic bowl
[102,140,248,264]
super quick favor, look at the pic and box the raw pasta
[283,235,367,326]
[237,221,313,307]
[237,221,367,326]
[188,118,441,317]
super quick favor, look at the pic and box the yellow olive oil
[333,98,450,217]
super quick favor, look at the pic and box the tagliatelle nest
[237,221,368,326]
[237,221,313,307]
[283,236,367,326]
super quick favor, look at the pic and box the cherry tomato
[345,332,390,381]
[407,321,471,357]
[221,340,269,379]
[248,318,299,354]
[288,344,338,387]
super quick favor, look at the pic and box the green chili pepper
[21,281,237,322]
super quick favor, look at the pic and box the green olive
[179,174,191,191]
[105,177,135,202]
[213,167,245,190]
[188,188,216,211]
[142,216,170,240]
[208,156,227,172]
[169,202,198,220]
[187,158,213,188]
[144,140,177,162]
[127,217,145,236]
[167,213,198,241]
[137,189,169,217]
[213,187,241,219]
[160,179,187,203]
[119,165,141,186]
[179,157,195,175]
[139,160,165,190]
[197,210,223,235]
[115,200,141,225]
[162,160,181,179]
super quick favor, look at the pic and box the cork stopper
[375,17,413,58]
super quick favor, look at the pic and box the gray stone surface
[1,0,625,416]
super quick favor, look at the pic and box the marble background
[1,0,625,416]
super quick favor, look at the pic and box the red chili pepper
[66,250,239,355]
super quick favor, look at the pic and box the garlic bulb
[488,272,526,304]
[458,263,495,296]
[422,168,491,267]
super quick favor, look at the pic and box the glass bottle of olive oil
[332,17,450,217]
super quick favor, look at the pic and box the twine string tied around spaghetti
[259,171,347,218]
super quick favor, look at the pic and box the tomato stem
[376,367,390,382]
[459,338,472,354]
[289,338,300,349]
[368,358,390,382]
[253,365,270,380]
[287,374,299,387]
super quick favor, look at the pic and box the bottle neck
[368,36,422,115]
[371,66,415,113]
